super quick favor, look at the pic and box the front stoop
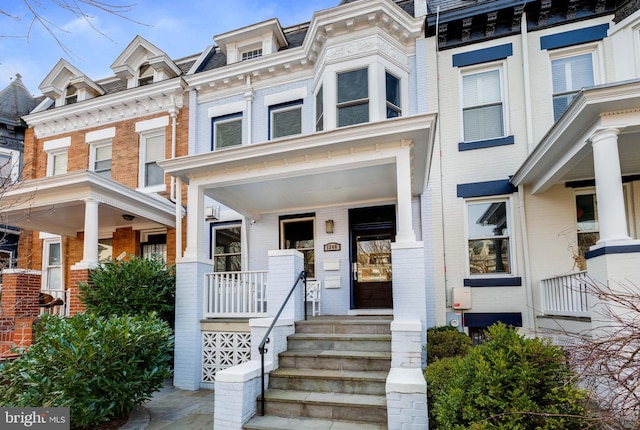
[244,316,392,429]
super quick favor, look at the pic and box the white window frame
[212,223,242,272]
[138,131,166,192]
[42,237,63,291]
[64,85,78,105]
[385,71,401,118]
[48,150,68,176]
[241,48,262,61]
[89,140,112,178]
[459,62,509,143]
[464,197,515,277]
[138,62,154,86]
[318,54,409,130]
[548,43,602,121]
[280,216,316,278]
[44,137,71,177]
[0,249,15,270]
[212,113,243,150]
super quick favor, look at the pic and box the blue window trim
[463,312,522,328]
[464,277,522,287]
[585,244,640,260]
[459,135,514,151]
[540,24,609,51]
[457,179,517,198]
[453,44,513,68]
[268,100,303,141]
[211,112,242,151]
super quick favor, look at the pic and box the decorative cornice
[24,78,186,138]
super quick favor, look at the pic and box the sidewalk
[122,382,214,430]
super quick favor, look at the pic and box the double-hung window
[212,113,242,150]
[270,101,302,140]
[281,216,315,278]
[337,68,369,127]
[0,153,12,183]
[213,225,242,271]
[575,192,599,266]
[462,68,504,142]
[51,151,68,176]
[551,53,594,121]
[467,200,511,275]
[91,142,112,178]
[385,72,401,118]
[43,238,63,290]
[141,133,165,188]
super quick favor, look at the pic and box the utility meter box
[452,287,471,310]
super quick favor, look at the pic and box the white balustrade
[203,271,268,318]
[540,271,590,317]
[40,289,70,317]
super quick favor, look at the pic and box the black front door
[350,206,395,309]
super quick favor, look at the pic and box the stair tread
[244,415,387,430]
[288,333,391,340]
[279,349,391,359]
[271,368,388,381]
[264,389,386,407]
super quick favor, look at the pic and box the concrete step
[295,316,392,335]
[259,389,387,424]
[244,415,387,429]
[286,333,392,352]
[269,368,388,395]
[278,349,391,372]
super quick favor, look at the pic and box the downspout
[521,9,535,154]
[176,177,183,259]
[434,6,450,308]
[518,9,537,333]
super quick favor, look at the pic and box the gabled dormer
[110,35,183,89]
[39,59,104,107]
[214,18,288,65]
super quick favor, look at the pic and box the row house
[0,36,191,323]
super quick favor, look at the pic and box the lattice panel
[202,331,251,383]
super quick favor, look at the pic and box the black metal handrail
[258,270,306,416]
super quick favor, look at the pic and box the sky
[0,0,339,95]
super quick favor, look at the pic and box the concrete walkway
[122,382,214,430]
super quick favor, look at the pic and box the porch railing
[203,271,268,318]
[540,271,590,317]
[40,289,70,317]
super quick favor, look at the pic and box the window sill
[464,277,522,287]
[137,184,166,194]
[458,135,514,151]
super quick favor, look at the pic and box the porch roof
[0,171,177,237]
[512,79,640,193]
[160,113,437,220]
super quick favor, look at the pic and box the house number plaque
[324,242,341,252]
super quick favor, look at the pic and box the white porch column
[72,198,99,270]
[267,250,305,321]
[395,145,416,243]
[182,181,208,261]
[590,128,631,244]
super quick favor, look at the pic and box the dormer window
[138,63,154,86]
[64,85,78,105]
[242,48,262,61]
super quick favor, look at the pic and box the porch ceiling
[160,113,437,219]
[513,80,640,193]
[0,171,177,237]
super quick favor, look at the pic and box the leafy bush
[80,256,175,325]
[430,323,588,430]
[425,357,459,429]
[426,326,472,364]
[0,313,173,429]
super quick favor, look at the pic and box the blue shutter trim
[585,244,640,260]
[464,277,522,287]
[463,312,522,328]
[457,179,517,198]
[459,135,515,151]
[452,44,513,67]
[540,23,609,51]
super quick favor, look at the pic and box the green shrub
[426,326,472,364]
[425,357,460,429]
[430,323,588,430]
[0,313,173,429]
[80,256,175,325]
